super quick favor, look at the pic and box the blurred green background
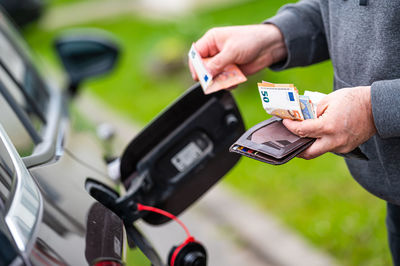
[22,0,388,265]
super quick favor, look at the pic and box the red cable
[170,237,195,266]
[137,203,199,266]
[136,203,193,239]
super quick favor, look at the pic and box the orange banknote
[202,58,247,94]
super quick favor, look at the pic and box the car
[0,9,126,265]
[0,7,245,266]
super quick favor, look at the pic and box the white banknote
[189,44,213,90]
[304,90,327,115]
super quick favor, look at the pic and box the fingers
[204,49,236,77]
[240,61,266,76]
[195,28,237,77]
[282,118,324,138]
[239,50,272,76]
[195,29,220,58]
[297,138,331,160]
[316,97,329,117]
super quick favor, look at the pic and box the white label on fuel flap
[171,142,203,172]
[114,236,121,257]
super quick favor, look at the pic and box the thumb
[205,49,235,77]
[316,96,329,117]
[282,118,324,138]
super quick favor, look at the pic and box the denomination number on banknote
[261,91,269,103]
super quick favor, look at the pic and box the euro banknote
[258,82,304,120]
[258,82,326,120]
[299,95,315,119]
[304,90,327,115]
[189,44,212,90]
[202,58,247,94]
[189,44,247,94]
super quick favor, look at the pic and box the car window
[0,68,36,156]
[0,12,48,120]
[0,66,43,133]
[0,32,24,84]
[0,14,51,157]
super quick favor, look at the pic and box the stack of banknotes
[258,81,326,121]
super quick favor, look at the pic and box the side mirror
[54,30,120,95]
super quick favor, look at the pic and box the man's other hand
[189,24,287,80]
[283,86,377,159]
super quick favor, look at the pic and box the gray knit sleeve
[371,79,400,138]
[265,0,329,71]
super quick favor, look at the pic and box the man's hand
[283,86,377,159]
[189,24,287,79]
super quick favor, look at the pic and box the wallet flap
[230,139,314,165]
[229,117,367,165]
[232,118,314,159]
[229,117,315,165]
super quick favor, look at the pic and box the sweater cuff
[371,79,400,138]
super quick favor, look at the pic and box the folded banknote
[189,44,247,94]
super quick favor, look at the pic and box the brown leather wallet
[229,117,315,165]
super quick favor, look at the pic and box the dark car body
[0,11,125,265]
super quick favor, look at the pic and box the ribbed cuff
[371,79,400,138]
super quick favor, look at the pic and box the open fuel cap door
[120,83,245,225]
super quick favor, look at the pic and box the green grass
[48,0,87,6]
[23,0,390,265]
[126,248,151,266]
